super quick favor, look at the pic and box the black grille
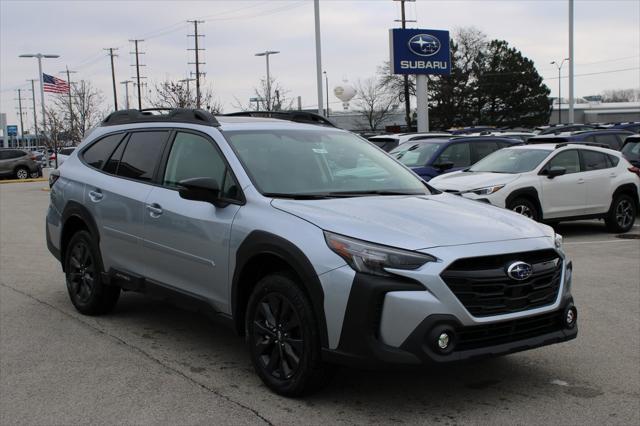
[441,249,562,317]
[455,311,563,351]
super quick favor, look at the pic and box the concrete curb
[0,178,48,185]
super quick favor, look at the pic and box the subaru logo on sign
[507,261,533,281]
[408,34,441,57]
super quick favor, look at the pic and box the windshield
[224,129,430,197]
[389,143,441,167]
[469,148,552,173]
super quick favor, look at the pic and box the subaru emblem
[507,261,533,281]
[408,34,441,57]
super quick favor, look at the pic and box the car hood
[271,194,550,250]
[429,171,520,191]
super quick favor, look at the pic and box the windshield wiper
[263,192,336,200]
[327,190,426,197]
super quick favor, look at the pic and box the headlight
[324,231,436,277]
[468,185,505,195]
[555,233,563,250]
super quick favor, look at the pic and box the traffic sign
[389,28,451,75]
[7,125,18,136]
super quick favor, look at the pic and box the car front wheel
[246,273,331,396]
[15,167,29,180]
[508,197,540,221]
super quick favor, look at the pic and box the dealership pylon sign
[389,28,451,131]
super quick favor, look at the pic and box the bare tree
[354,78,398,131]
[233,76,293,111]
[52,80,107,144]
[601,88,640,103]
[148,79,223,113]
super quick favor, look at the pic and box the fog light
[565,306,577,328]
[437,332,451,350]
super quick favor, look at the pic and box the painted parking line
[565,239,640,245]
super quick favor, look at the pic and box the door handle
[146,203,163,217]
[88,189,103,202]
[609,173,617,178]
[577,179,585,184]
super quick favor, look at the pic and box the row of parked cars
[368,125,639,233]
[0,146,76,179]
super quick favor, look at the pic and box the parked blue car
[527,129,634,150]
[389,136,522,181]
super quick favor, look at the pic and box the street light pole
[551,58,569,124]
[314,0,324,117]
[19,53,60,166]
[323,71,329,117]
[255,51,279,111]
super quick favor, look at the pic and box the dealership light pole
[255,50,279,111]
[568,0,575,123]
[323,71,329,117]
[551,58,569,124]
[314,0,324,116]
[19,53,59,163]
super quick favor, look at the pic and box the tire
[64,230,120,315]
[15,167,29,180]
[29,171,40,178]
[605,194,636,233]
[245,273,332,396]
[508,197,540,221]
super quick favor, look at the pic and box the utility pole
[178,77,195,93]
[120,80,133,109]
[27,79,39,143]
[187,20,205,109]
[129,39,145,109]
[568,0,575,123]
[313,0,324,117]
[394,0,416,130]
[60,66,77,143]
[16,89,25,146]
[104,47,119,111]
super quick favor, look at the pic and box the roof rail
[555,142,609,149]
[224,111,338,128]
[101,108,220,127]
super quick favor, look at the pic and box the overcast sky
[1,0,639,131]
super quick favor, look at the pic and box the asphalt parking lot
[1,181,639,425]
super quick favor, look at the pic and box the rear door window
[471,141,500,163]
[82,133,125,170]
[581,150,610,171]
[436,143,471,167]
[115,131,169,182]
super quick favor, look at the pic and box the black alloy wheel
[67,240,97,305]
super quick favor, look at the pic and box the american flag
[43,73,70,94]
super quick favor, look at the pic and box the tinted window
[607,154,620,166]
[547,150,580,174]
[0,151,9,160]
[593,134,621,150]
[163,132,240,200]
[7,150,25,159]
[59,147,76,156]
[103,136,127,174]
[436,143,471,167]
[116,131,168,182]
[582,150,610,171]
[83,134,124,170]
[471,141,500,162]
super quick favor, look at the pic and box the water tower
[333,81,356,111]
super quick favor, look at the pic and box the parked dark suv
[527,129,634,151]
[389,136,522,180]
[0,148,42,179]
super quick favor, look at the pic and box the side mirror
[178,177,228,207]
[433,161,455,171]
[545,166,567,179]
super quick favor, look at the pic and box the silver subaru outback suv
[46,109,577,396]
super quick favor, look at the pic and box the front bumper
[323,242,577,368]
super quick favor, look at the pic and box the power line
[545,67,640,80]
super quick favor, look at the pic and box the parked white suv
[430,143,639,232]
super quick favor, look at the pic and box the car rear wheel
[508,197,540,221]
[246,273,332,396]
[605,194,636,233]
[15,167,29,180]
[64,230,120,315]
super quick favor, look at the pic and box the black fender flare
[612,183,639,208]
[60,201,101,268]
[505,187,543,217]
[231,230,329,348]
